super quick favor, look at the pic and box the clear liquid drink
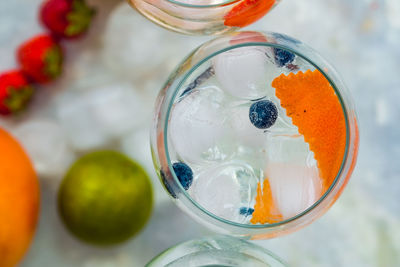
[151,31,359,239]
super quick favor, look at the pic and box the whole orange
[0,128,39,267]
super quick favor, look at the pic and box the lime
[58,150,153,246]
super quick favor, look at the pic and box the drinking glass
[127,0,281,35]
[146,235,287,266]
[150,31,359,239]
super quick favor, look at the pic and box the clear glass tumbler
[150,31,359,239]
[146,235,287,266]
[127,0,281,35]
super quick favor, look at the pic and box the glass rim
[146,235,288,266]
[163,0,240,8]
[163,35,352,230]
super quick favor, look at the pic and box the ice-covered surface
[56,82,148,151]
[12,119,75,178]
[0,0,399,266]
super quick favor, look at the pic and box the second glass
[150,31,359,239]
[146,235,287,266]
[127,0,281,35]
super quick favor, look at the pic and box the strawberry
[0,70,34,116]
[224,0,276,28]
[40,0,95,39]
[17,34,63,84]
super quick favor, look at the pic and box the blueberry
[172,162,193,190]
[274,48,295,67]
[249,100,278,129]
[239,207,254,216]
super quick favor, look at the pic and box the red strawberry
[17,34,63,84]
[40,0,96,39]
[0,70,34,116]
[224,0,276,28]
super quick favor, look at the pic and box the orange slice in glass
[272,70,347,190]
[250,178,282,224]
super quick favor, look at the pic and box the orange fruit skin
[224,0,276,28]
[0,128,39,267]
[250,178,282,224]
[272,70,347,191]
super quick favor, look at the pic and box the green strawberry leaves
[65,0,96,37]
[44,46,63,79]
[4,86,34,113]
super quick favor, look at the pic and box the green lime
[58,150,153,246]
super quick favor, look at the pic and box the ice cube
[266,135,315,165]
[169,86,231,164]
[213,46,279,100]
[190,162,258,223]
[266,163,323,219]
[227,103,269,171]
[13,120,75,178]
[229,104,268,149]
[265,135,322,219]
